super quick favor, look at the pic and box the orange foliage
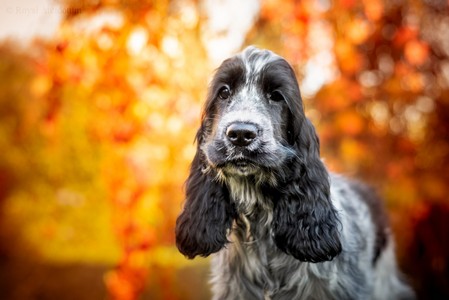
[404,40,429,66]
[362,0,384,21]
[335,39,364,74]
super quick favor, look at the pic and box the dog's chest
[229,229,333,299]
[230,217,278,280]
[226,181,330,298]
[227,178,309,290]
[229,217,309,298]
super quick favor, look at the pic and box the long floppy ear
[175,146,235,259]
[273,118,342,262]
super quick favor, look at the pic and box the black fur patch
[175,151,236,259]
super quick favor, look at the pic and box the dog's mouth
[220,158,259,176]
[230,159,251,168]
[204,139,282,177]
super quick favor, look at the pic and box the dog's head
[176,47,341,262]
[200,47,302,182]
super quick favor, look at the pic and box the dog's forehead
[238,46,282,79]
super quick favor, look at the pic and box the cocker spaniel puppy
[175,46,414,300]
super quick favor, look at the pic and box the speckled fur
[175,47,415,300]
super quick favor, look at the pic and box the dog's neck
[226,176,265,212]
[226,176,274,234]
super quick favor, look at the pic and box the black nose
[226,122,258,147]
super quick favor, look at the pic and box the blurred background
[0,0,448,299]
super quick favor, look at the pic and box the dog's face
[200,47,302,180]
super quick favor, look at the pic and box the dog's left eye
[218,86,231,100]
[267,90,285,102]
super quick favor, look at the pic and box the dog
[175,46,415,300]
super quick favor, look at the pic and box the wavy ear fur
[273,118,342,262]
[175,148,235,259]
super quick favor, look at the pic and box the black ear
[175,149,235,259]
[273,118,342,262]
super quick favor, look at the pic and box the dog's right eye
[218,86,231,100]
[267,90,285,102]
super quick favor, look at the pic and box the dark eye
[267,90,285,102]
[218,86,231,100]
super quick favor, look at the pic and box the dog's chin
[221,160,260,177]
